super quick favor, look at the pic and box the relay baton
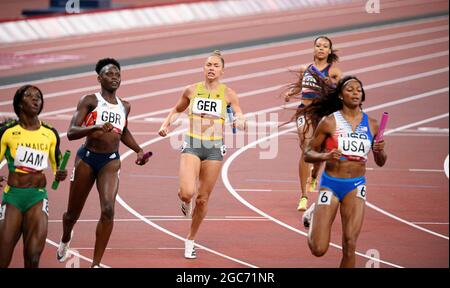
[142,151,153,161]
[226,105,236,134]
[375,112,389,143]
[309,65,326,79]
[310,65,336,88]
[52,150,71,190]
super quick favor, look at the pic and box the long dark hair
[283,36,339,100]
[314,36,339,64]
[293,75,366,139]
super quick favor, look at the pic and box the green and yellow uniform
[0,120,61,213]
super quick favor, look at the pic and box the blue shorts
[77,145,119,175]
[302,92,320,100]
[320,171,366,202]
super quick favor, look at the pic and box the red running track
[0,0,448,268]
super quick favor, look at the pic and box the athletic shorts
[1,185,48,215]
[319,171,366,202]
[77,145,119,175]
[181,135,226,161]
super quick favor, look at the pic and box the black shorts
[77,145,119,175]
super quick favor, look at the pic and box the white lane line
[409,169,445,172]
[412,222,449,225]
[1,24,447,105]
[225,112,450,242]
[48,217,269,223]
[115,84,448,267]
[220,109,448,267]
[44,238,111,268]
[1,46,446,268]
[3,45,446,124]
[444,155,449,179]
[221,127,403,268]
[131,62,449,121]
[115,129,258,268]
[9,0,441,56]
[114,85,448,269]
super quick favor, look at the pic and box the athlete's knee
[195,195,209,208]
[342,237,357,255]
[24,251,42,268]
[178,186,195,202]
[63,211,80,224]
[308,239,328,257]
[100,202,115,221]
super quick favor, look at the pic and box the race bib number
[14,145,48,172]
[318,190,333,205]
[338,136,371,159]
[96,106,126,133]
[42,199,49,216]
[356,185,367,201]
[0,204,5,221]
[220,145,227,157]
[297,116,306,128]
[70,167,75,182]
[192,98,222,118]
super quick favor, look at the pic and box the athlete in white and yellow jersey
[159,50,245,259]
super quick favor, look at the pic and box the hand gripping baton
[226,105,236,134]
[375,112,389,143]
[52,150,71,190]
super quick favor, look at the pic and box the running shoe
[308,177,317,193]
[297,196,308,212]
[181,200,193,218]
[302,202,315,229]
[56,231,73,262]
[184,239,197,259]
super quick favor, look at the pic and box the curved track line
[116,86,449,267]
[222,107,448,258]
[0,142,109,268]
[116,129,258,268]
[221,128,403,268]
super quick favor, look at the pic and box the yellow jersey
[0,120,61,174]
[187,82,227,141]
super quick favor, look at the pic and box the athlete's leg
[187,160,222,240]
[22,201,47,268]
[92,159,121,267]
[297,119,314,210]
[178,153,201,204]
[339,189,365,268]
[0,204,23,267]
[308,189,340,257]
[61,157,96,243]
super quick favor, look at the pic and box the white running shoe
[302,203,315,229]
[181,200,193,218]
[56,231,73,262]
[184,239,197,259]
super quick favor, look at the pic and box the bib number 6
[357,185,367,201]
[318,190,333,205]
